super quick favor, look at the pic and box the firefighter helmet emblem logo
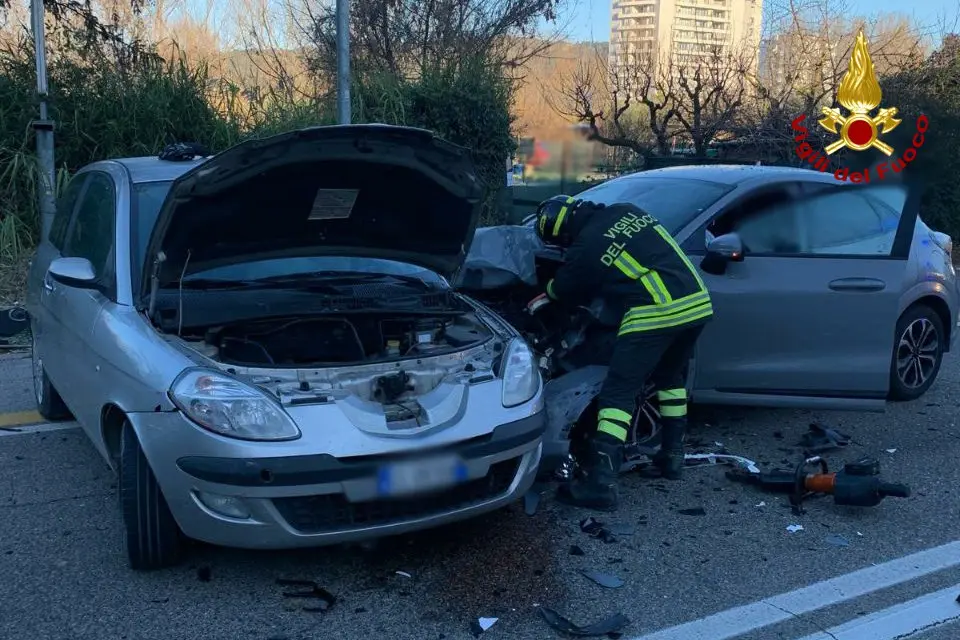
[818,30,901,156]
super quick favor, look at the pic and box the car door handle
[828,278,886,292]
[43,275,55,292]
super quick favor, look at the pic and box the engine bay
[180,311,495,367]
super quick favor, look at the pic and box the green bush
[0,35,242,256]
[1,29,516,267]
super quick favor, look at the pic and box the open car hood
[139,125,483,304]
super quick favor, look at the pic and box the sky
[551,0,960,43]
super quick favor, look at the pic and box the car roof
[110,156,208,183]
[619,164,836,186]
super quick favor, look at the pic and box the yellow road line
[0,410,44,429]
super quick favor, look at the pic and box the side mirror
[48,257,99,290]
[701,233,744,275]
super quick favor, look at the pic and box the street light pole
[335,0,351,124]
[30,0,56,240]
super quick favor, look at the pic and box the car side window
[63,172,116,279]
[707,187,803,254]
[49,175,87,251]
[795,191,901,256]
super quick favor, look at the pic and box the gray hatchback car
[26,126,545,570]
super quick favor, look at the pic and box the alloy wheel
[895,317,939,390]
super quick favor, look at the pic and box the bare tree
[556,43,753,159]
[748,0,932,151]
[289,0,562,81]
[672,49,752,155]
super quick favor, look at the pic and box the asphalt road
[2,348,960,640]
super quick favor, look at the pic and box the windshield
[576,176,734,233]
[131,180,444,288]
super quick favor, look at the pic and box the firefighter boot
[652,416,685,480]
[556,434,622,511]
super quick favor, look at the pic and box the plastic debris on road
[277,578,337,612]
[539,607,630,637]
[799,422,852,455]
[825,534,850,547]
[470,617,498,636]
[786,524,804,533]
[684,453,761,474]
[886,448,897,454]
[580,517,617,543]
[581,570,625,589]
[395,571,412,578]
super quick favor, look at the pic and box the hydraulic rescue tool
[726,456,910,515]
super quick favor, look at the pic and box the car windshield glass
[576,176,734,233]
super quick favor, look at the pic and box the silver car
[25,125,545,570]
[456,165,960,474]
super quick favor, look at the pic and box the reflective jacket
[545,203,713,335]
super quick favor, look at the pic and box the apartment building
[610,0,763,73]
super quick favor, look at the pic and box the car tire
[31,329,71,421]
[889,304,945,402]
[120,421,184,570]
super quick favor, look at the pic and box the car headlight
[170,369,301,441]
[501,339,540,407]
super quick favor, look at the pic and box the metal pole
[30,0,56,241]
[335,0,351,124]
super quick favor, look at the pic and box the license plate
[377,455,468,497]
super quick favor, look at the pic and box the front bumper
[128,411,543,549]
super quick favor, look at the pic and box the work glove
[526,293,551,315]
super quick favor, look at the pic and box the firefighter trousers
[594,323,705,443]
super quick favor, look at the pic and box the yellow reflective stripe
[623,290,710,321]
[597,420,629,442]
[546,279,558,300]
[654,224,707,292]
[618,303,713,335]
[551,196,576,238]
[640,272,670,305]
[613,254,648,279]
[657,388,686,401]
[599,407,633,424]
[661,404,687,417]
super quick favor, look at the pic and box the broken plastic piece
[825,534,850,547]
[539,607,630,637]
[278,579,337,608]
[885,448,897,454]
[581,569,624,588]
[579,516,617,543]
[787,524,804,533]
[396,571,412,578]
[684,453,760,474]
[799,422,851,454]
[524,490,540,516]
[470,617,498,636]
[570,545,585,556]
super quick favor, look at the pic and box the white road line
[629,541,960,640]
[795,584,960,640]
[0,421,80,437]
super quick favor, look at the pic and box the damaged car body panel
[24,125,545,568]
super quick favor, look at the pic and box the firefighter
[529,195,713,511]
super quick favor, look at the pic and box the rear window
[577,176,734,233]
